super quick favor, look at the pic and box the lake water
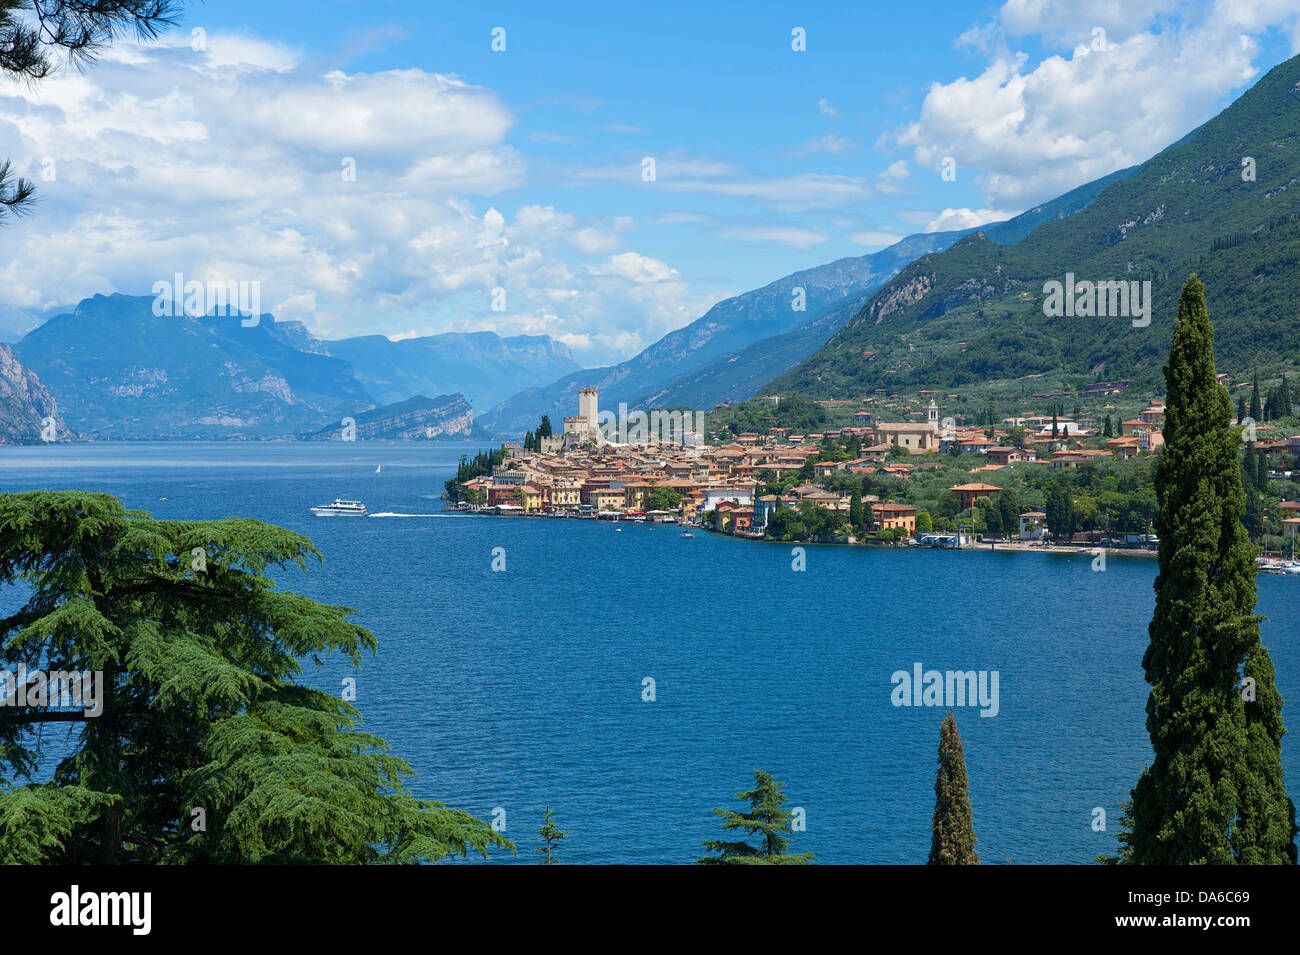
[3,440,1298,864]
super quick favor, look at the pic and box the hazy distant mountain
[771,54,1300,398]
[635,166,1142,412]
[477,230,984,436]
[323,331,580,412]
[13,294,372,439]
[0,304,51,344]
[0,344,71,444]
[302,393,473,440]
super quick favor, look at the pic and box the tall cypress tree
[1118,276,1295,864]
[1249,375,1262,422]
[929,711,978,864]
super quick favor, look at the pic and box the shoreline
[451,506,1163,559]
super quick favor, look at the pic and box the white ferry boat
[311,498,368,517]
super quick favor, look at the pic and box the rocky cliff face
[0,344,72,444]
[303,393,473,440]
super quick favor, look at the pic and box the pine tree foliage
[536,807,565,864]
[697,769,813,864]
[1116,276,1295,864]
[929,711,979,864]
[0,490,513,863]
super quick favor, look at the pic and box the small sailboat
[375,465,382,474]
[680,530,694,539]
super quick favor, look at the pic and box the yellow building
[592,488,625,512]
[551,482,582,507]
[519,484,544,513]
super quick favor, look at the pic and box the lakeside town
[444,384,1300,568]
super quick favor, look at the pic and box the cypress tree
[1250,375,1262,422]
[848,486,864,533]
[1237,394,1247,424]
[1118,276,1295,864]
[929,711,978,864]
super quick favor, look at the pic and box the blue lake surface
[3,440,1298,864]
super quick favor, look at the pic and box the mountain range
[323,331,579,411]
[477,163,1141,436]
[768,55,1300,401]
[4,54,1297,441]
[4,295,577,440]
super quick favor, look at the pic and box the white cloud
[817,98,839,116]
[925,207,1016,232]
[849,229,905,247]
[574,155,870,210]
[0,31,711,365]
[875,160,911,194]
[718,226,830,249]
[892,2,1300,206]
[789,133,858,156]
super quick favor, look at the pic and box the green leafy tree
[0,491,513,864]
[1115,276,1295,865]
[537,807,566,865]
[915,511,933,534]
[929,712,978,865]
[848,486,864,533]
[697,770,813,865]
[644,485,682,512]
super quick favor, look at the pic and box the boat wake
[368,512,448,518]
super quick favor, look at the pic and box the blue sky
[1,0,1297,363]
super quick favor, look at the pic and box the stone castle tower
[578,387,599,434]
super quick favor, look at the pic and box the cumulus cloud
[892,1,1300,207]
[875,160,911,194]
[925,207,1015,232]
[0,31,712,364]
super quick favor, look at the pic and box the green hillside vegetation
[770,55,1300,401]
[751,427,1300,550]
